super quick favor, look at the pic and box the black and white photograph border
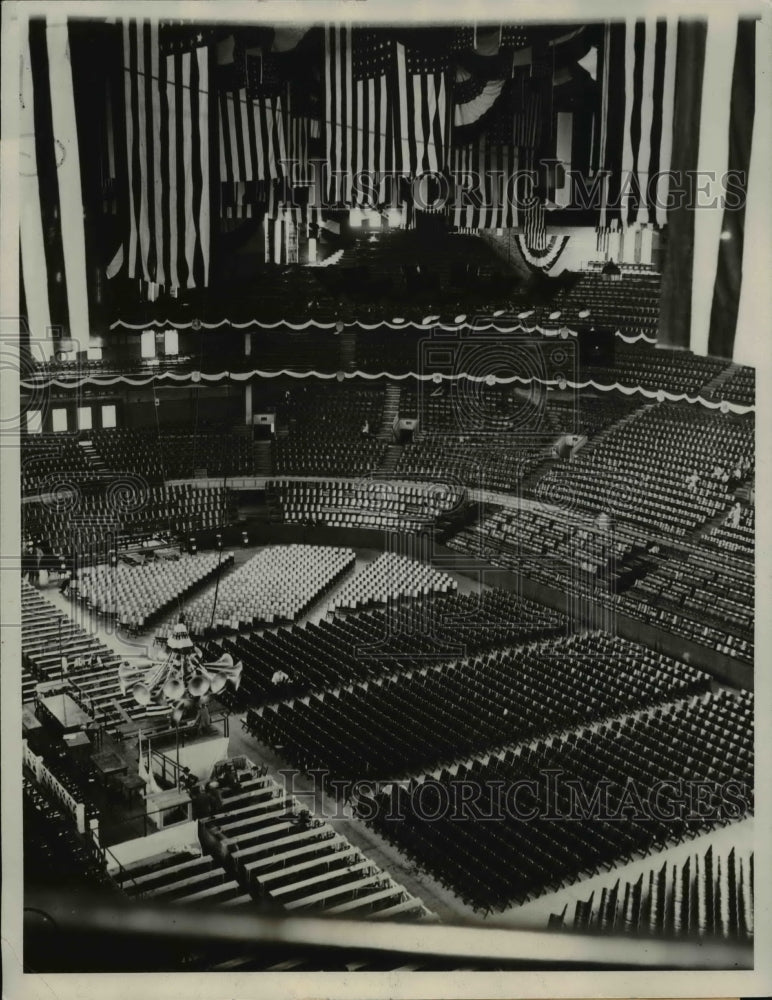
[0,0,770,997]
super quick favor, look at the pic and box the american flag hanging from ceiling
[121,20,211,290]
[324,26,395,206]
[392,36,451,176]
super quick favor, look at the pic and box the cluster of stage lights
[118,622,242,725]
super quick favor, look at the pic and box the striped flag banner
[511,69,544,149]
[522,197,548,251]
[324,26,393,205]
[615,16,677,227]
[393,39,450,176]
[121,20,210,291]
[218,88,288,186]
[449,140,518,230]
[20,15,89,356]
[520,147,547,250]
[285,99,312,184]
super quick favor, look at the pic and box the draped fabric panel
[657,21,706,351]
[707,19,757,360]
[20,16,90,353]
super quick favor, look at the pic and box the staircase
[252,440,274,476]
[78,440,110,477]
[587,401,653,447]
[700,361,736,402]
[377,383,402,441]
[377,443,403,477]
[520,404,652,496]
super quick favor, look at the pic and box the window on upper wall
[141,330,156,359]
[51,408,68,433]
[26,410,43,434]
[78,406,93,431]
[164,329,179,356]
[101,404,117,429]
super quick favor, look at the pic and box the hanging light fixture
[118,622,242,723]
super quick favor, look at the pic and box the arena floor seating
[359,688,753,911]
[548,842,753,941]
[213,588,566,707]
[177,545,356,635]
[248,632,713,780]
[329,552,456,610]
[70,551,233,631]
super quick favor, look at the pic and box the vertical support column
[244,383,253,427]
[640,224,654,266]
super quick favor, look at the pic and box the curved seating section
[716,365,754,407]
[358,689,753,911]
[268,479,465,533]
[703,503,754,559]
[557,393,645,438]
[530,404,754,538]
[396,435,543,492]
[21,582,147,732]
[587,344,728,396]
[554,271,661,342]
[210,588,566,707]
[178,545,356,635]
[248,632,712,780]
[447,504,645,599]
[275,437,385,477]
[620,539,753,663]
[190,760,432,921]
[548,843,753,941]
[399,383,565,433]
[394,390,644,492]
[70,551,233,630]
[330,553,456,611]
[21,434,94,497]
[24,485,234,555]
[447,500,754,663]
[90,426,263,481]
[275,385,387,477]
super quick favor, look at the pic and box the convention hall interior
[10,6,762,974]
